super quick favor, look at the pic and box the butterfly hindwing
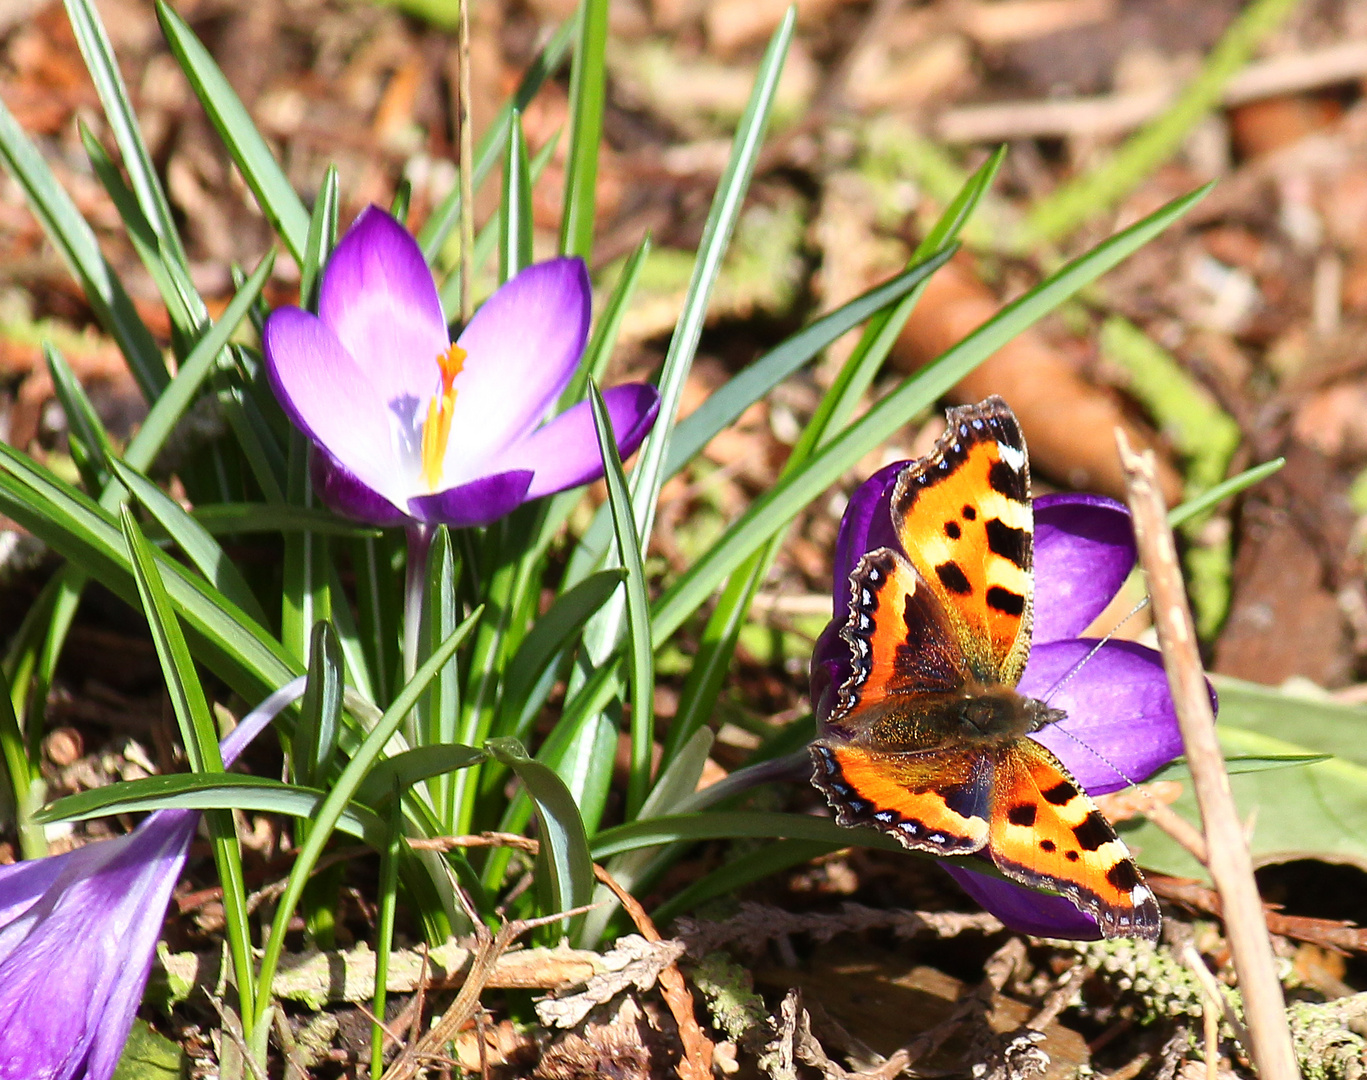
[988,740,1160,940]
[810,742,989,856]
[890,397,1033,686]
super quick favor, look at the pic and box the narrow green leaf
[155,0,309,261]
[651,839,836,925]
[296,621,344,788]
[120,504,256,1011]
[123,250,276,473]
[184,503,381,539]
[651,182,1213,644]
[110,459,268,627]
[299,167,339,309]
[45,343,115,493]
[354,744,486,810]
[253,605,483,1020]
[559,0,608,258]
[1168,458,1284,528]
[35,773,381,842]
[498,569,624,738]
[486,736,595,924]
[499,110,532,283]
[65,0,186,266]
[590,810,906,859]
[0,96,166,397]
[589,384,654,817]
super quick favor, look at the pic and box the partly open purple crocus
[0,679,300,1079]
[263,207,660,528]
[811,464,1188,939]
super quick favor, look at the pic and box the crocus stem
[404,524,434,683]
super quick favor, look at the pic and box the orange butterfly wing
[988,740,1160,940]
[889,398,1033,686]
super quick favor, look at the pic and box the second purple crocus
[0,679,300,1080]
[264,207,660,529]
[811,463,1189,939]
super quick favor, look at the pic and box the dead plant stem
[1116,432,1298,1080]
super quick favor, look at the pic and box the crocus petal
[809,619,849,729]
[1033,494,1136,644]
[491,383,661,499]
[0,682,288,1080]
[0,811,193,1080]
[443,258,592,471]
[944,862,1103,939]
[832,461,905,616]
[408,469,534,528]
[318,206,451,405]
[311,450,410,526]
[263,307,406,505]
[1020,638,1184,795]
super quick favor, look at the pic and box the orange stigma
[420,344,467,490]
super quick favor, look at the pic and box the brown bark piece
[891,260,1183,503]
[1214,499,1352,687]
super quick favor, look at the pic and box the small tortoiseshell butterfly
[810,396,1160,940]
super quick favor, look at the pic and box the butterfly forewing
[889,397,1034,686]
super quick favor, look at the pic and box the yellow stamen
[420,344,467,491]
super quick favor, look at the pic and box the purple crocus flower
[263,207,660,528]
[0,679,300,1079]
[811,464,1187,939]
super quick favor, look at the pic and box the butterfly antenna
[1039,594,1153,788]
[1041,594,1150,705]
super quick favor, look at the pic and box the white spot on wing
[996,442,1026,472]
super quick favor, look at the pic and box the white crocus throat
[419,343,467,492]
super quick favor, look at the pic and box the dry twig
[1117,432,1298,1080]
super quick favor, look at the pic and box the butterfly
[810,396,1160,940]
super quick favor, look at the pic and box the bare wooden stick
[1116,433,1298,1080]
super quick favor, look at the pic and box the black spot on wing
[1106,859,1142,891]
[989,460,1024,498]
[986,587,1025,616]
[985,519,1029,569]
[961,505,977,521]
[1073,811,1115,852]
[1007,803,1037,827]
[1039,838,1056,852]
[1065,850,1080,862]
[936,562,972,595]
[945,521,961,540]
[1042,781,1078,805]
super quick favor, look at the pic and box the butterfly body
[811,397,1160,940]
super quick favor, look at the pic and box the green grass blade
[589,384,654,817]
[35,773,381,842]
[625,9,794,550]
[123,251,275,473]
[299,166,339,308]
[486,736,595,927]
[183,504,380,538]
[252,605,482,1020]
[651,839,836,925]
[45,343,115,494]
[120,504,257,1018]
[1168,458,1284,528]
[79,123,206,343]
[558,0,608,258]
[111,458,269,627]
[499,110,532,283]
[0,97,166,397]
[498,569,624,739]
[590,810,906,859]
[651,182,1213,643]
[156,0,310,261]
[296,621,344,789]
[65,0,187,267]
